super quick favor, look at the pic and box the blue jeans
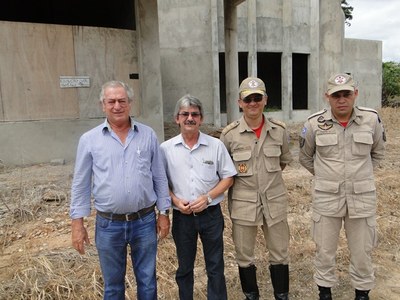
[172,203,227,300]
[95,211,157,300]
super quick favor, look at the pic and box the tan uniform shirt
[299,106,385,218]
[220,115,293,226]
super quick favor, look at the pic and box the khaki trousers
[232,219,290,267]
[312,213,377,290]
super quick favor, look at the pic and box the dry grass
[0,107,399,299]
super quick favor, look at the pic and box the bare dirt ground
[0,107,399,299]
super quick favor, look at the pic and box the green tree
[341,0,353,26]
[382,61,400,106]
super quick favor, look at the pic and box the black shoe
[243,292,259,300]
[355,289,369,300]
[318,286,332,300]
[274,292,289,300]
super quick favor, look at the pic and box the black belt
[175,203,219,216]
[97,204,155,221]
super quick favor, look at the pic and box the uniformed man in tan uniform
[299,73,385,300]
[220,77,292,300]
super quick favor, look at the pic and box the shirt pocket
[199,161,217,182]
[232,150,253,177]
[137,151,152,177]
[263,145,281,172]
[352,132,373,156]
[316,133,338,157]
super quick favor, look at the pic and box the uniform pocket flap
[314,179,339,193]
[316,134,337,146]
[263,146,281,157]
[353,180,376,194]
[233,151,251,162]
[353,132,373,145]
[232,189,258,202]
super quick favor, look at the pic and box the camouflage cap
[327,73,356,95]
[239,77,266,98]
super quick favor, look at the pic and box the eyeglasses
[242,94,264,103]
[104,99,129,107]
[178,111,202,118]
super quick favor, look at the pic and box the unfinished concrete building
[0,0,382,165]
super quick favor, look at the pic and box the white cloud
[345,0,400,62]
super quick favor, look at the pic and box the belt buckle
[193,212,197,216]
[125,214,130,221]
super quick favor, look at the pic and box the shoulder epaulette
[308,109,327,120]
[356,106,378,114]
[268,118,286,129]
[221,120,240,135]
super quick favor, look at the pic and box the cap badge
[248,80,259,88]
[334,75,347,85]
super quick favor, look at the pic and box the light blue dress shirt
[70,118,171,219]
[160,132,236,209]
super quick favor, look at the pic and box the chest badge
[238,163,248,173]
[318,123,333,130]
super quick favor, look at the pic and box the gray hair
[173,94,204,118]
[99,81,134,103]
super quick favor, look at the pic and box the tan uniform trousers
[312,212,377,290]
[232,218,290,267]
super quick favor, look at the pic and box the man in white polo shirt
[160,94,237,300]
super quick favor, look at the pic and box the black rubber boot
[355,289,370,300]
[318,285,332,300]
[269,264,289,300]
[239,265,260,300]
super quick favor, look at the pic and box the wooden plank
[0,21,79,121]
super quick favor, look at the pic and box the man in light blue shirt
[70,80,171,300]
[160,94,237,300]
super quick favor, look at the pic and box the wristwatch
[206,193,213,204]
[159,209,170,216]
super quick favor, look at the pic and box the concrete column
[247,0,257,77]
[281,0,293,119]
[319,0,345,107]
[136,0,165,141]
[211,0,221,127]
[224,0,241,123]
[309,0,320,111]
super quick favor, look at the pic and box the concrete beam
[233,0,246,6]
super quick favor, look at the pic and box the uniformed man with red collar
[299,73,386,300]
[220,77,292,300]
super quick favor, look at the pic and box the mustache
[184,120,197,125]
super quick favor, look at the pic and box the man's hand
[157,214,170,240]
[172,194,192,214]
[189,195,208,213]
[71,218,90,254]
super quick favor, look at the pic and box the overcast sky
[344,0,400,62]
